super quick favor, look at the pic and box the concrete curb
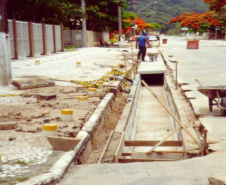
[82,93,114,134]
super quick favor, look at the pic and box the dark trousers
[137,46,146,61]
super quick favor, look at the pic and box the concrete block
[47,136,80,151]
[0,122,18,130]
[209,174,226,185]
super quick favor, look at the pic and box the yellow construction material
[71,80,99,88]
[88,88,96,95]
[76,61,81,67]
[35,60,40,65]
[0,93,21,97]
[42,124,58,131]
[78,96,88,101]
[96,81,103,85]
[61,109,73,115]
[88,88,96,92]
[108,72,114,77]
[103,76,110,82]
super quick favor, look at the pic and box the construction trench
[80,56,205,166]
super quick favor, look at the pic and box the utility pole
[0,0,12,86]
[133,0,136,37]
[81,0,87,47]
[118,0,122,47]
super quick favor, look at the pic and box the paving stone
[0,122,18,130]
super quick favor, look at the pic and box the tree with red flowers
[204,0,226,38]
[204,0,226,11]
[168,11,223,33]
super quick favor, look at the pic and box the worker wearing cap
[136,32,151,61]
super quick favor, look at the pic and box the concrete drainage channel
[18,55,206,185]
[98,57,205,163]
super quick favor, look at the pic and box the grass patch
[15,177,29,182]
[16,160,28,165]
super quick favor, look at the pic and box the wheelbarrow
[196,79,226,116]
[147,47,159,62]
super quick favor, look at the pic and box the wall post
[42,23,47,55]
[12,18,18,59]
[60,24,64,51]
[52,24,56,53]
[28,21,34,57]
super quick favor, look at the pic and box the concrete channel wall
[164,75,182,141]
[115,74,141,141]
[164,74,200,154]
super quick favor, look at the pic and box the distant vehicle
[148,35,158,41]
[148,35,160,47]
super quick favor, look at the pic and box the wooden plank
[131,152,183,160]
[147,126,181,154]
[118,158,178,163]
[114,132,125,163]
[98,131,114,164]
[122,150,187,156]
[99,132,123,164]
[125,140,182,147]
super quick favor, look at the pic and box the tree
[7,0,129,32]
[203,0,226,10]
[204,0,226,38]
[168,11,223,33]
[7,0,64,24]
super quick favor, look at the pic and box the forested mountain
[126,0,208,31]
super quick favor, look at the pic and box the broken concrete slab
[12,77,55,90]
[209,174,226,185]
[47,136,80,151]
[0,122,18,130]
[36,93,57,100]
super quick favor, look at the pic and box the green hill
[126,0,208,32]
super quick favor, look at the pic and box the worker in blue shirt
[136,32,151,61]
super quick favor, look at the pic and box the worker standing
[136,32,151,61]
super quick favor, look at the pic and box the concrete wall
[7,20,63,59]
[64,30,110,47]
